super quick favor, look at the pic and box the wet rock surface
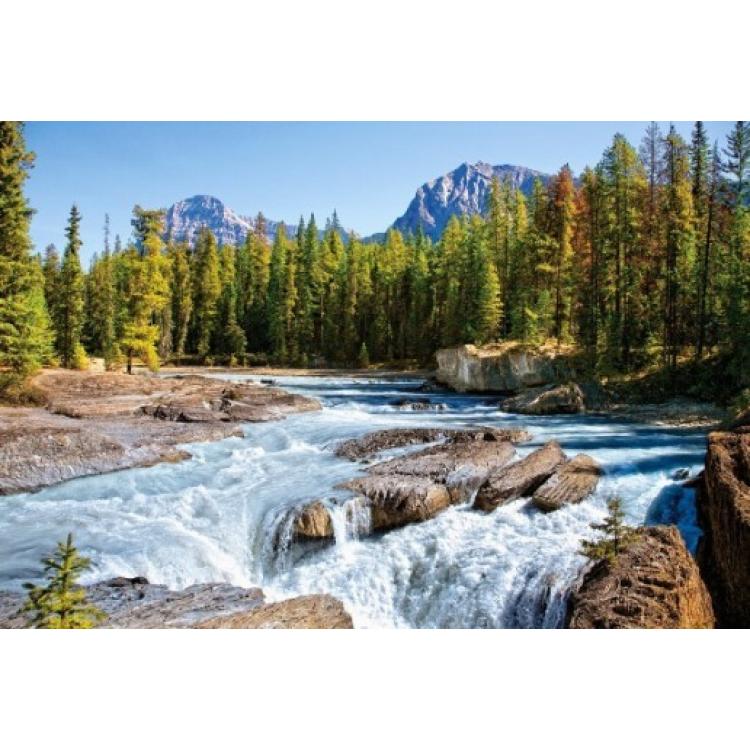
[532,454,602,512]
[567,526,715,629]
[334,426,531,461]
[0,577,351,629]
[697,431,750,627]
[474,441,566,512]
[296,430,522,539]
[0,369,320,495]
[501,383,587,415]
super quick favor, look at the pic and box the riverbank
[0,368,320,495]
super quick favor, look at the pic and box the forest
[1,121,749,398]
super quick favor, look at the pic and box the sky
[24,121,734,263]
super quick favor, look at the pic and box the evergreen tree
[23,533,106,629]
[267,224,289,360]
[191,228,221,359]
[56,204,86,367]
[580,498,639,563]
[169,241,192,358]
[0,121,53,389]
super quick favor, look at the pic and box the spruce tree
[56,204,87,367]
[170,241,192,358]
[23,533,106,629]
[0,121,53,389]
[580,498,639,563]
[191,228,221,359]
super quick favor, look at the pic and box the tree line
[1,120,749,392]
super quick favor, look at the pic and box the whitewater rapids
[0,375,707,628]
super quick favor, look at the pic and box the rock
[389,398,445,411]
[198,594,353,629]
[532,454,602,512]
[296,434,518,539]
[293,500,334,538]
[567,526,715,628]
[500,383,586,415]
[334,426,531,461]
[0,369,320,495]
[369,438,517,503]
[696,431,750,627]
[260,378,277,385]
[474,441,566,512]
[435,343,566,393]
[0,577,352,629]
[672,468,691,481]
[341,475,452,532]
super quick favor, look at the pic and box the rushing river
[0,375,709,627]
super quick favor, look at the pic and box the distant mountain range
[163,161,548,246]
[390,161,545,239]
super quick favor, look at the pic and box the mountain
[389,161,547,240]
[164,195,291,246]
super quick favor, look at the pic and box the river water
[0,375,709,628]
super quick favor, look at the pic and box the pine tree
[191,228,221,359]
[56,204,86,367]
[661,126,695,369]
[267,224,289,360]
[23,533,106,629]
[580,498,639,563]
[169,241,192,358]
[0,121,53,389]
[246,214,271,352]
[116,207,170,373]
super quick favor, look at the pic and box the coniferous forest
[2,120,750,399]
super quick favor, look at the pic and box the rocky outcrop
[696,431,750,627]
[501,383,586,415]
[532,455,602,512]
[334,426,530,461]
[567,526,715,629]
[474,441,566,512]
[198,595,353,629]
[435,343,567,393]
[0,370,320,495]
[296,430,521,539]
[0,577,352,629]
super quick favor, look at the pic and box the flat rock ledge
[0,577,352,629]
[566,526,715,629]
[334,426,531,461]
[0,369,320,495]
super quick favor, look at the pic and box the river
[0,374,709,627]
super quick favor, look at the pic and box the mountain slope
[164,195,289,245]
[390,161,546,240]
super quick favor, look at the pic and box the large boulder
[334,426,530,461]
[474,441,566,512]
[567,526,715,629]
[696,431,750,627]
[500,383,586,415]
[435,343,566,393]
[532,454,602,512]
[341,475,452,532]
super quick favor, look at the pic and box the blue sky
[25,122,734,263]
